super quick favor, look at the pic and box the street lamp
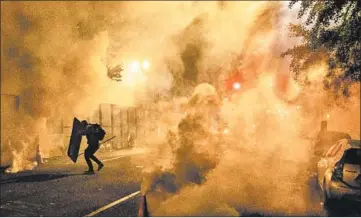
[233,82,241,90]
[142,60,150,70]
[130,61,140,73]
[223,128,229,135]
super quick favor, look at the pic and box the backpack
[93,124,106,140]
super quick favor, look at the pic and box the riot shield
[67,117,83,163]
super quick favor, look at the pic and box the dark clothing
[85,126,100,146]
[81,124,102,171]
[84,145,102,171]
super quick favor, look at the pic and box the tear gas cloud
[1,1,360,214]
[115,1,358,216]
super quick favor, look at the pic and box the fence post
[120,109,123,148]
[111,104,114,148]
[126,108,130,147]
[135,107,138,139]
[99,104,102,126]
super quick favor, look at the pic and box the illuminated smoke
[1,2,359,215]
[128,1,359,217]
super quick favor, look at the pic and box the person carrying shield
[79,120,105,174]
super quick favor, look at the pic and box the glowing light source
[130,61,140,72]
[326,113,330,120]
[223,128,229,135]
[142,60,150,70]
[233,82,241,90]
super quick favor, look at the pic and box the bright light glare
[142,60,150,70]
[223,128,229,135]
[233,82,241,90]
[130,61,140,72]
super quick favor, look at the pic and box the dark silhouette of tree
[282,0,361,96]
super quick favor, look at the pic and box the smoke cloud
[1,1,359,214]
[119,1,358,216]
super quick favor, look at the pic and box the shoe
[98,163,104,171]
[84,170,95,175]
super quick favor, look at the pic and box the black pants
[84,145,102,171]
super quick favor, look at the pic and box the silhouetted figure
[80,120,105,174]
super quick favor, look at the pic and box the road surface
[1,149,145,217]
[1,148,360,217]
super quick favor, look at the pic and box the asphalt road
[1,148,360,217]
[0,149,145,217]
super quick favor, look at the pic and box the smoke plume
[1,1,359,214]
[121,1,359,216]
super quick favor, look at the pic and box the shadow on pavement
[0,173,82,184]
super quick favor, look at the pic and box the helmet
[80,120,88,126]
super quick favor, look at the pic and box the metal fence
[59,103,157,153]
[1,95,156,159]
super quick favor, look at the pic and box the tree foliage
[282,0,361,96]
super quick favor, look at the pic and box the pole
[120,109,123,148]
[99,104,102,126]
[77,136,117,156]
[111,104,114,148]
[127,108,130,147]
[138,195,149,217]
[135,107,138,139]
